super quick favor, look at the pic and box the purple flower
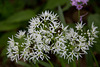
[71,0,89,10]
[77,5,83,10]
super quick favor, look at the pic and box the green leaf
[0,31,16,65]
[56,56,68,67]
[88,14,100,53]
[17,61,31,67]
[90,49,99,67]
[85,51,94,67]
[68,23,75,28]
[0,31,16,48]
[62,0,71,11]
[38,61,51,67]
[0,9,35,31]
[5,9,35,24]
[0,22,21,31]
[29,62,36,67]
[1,47,7,57]
[0,0,14,17]
[87,14,100,67]
[88,14,100,30]
[58,6,67,27]
[93,33,100,53]
[59,58,66,67]
[45,0,67,9]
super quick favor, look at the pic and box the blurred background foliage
[0,0,100,67]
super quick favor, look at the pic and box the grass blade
[58,6,67,27]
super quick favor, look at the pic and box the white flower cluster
[7,11,98,63]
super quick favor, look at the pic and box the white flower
[8,36,15,47]
[77,42,89,53]
[20,48,30,61]
[87,29,91,36]
[24,34,32,48]
[91,22,99,37]
[68,50,76,60]
[60,50,67,59]
[29,17,41,28]
[61,23,69,31]
[75,53,83,60]
[15,30,26,39]
[35,33,42,44]
[7,38,19,62]
[76,21,85,31]
[88,37,95,46]
[66,28,78,41]
[29,48,44,61]
[40,11,58,22]
[45,38,51,44]
[28,26,34,34]
[76,36,87,42]
[12,46,19,53]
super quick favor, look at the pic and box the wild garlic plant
[7,10,98,63]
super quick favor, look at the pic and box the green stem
[70,60,76,67]
[36,63,39,67]
[90,49,99,67]
[60,58,66,67]
[47,59,54,67]
[73,60,76,67]
[44,54,54,67]
[78,58,80,67]
[78,10,80,22]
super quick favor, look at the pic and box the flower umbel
[71,0,89,10]
[7,10,98,63]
